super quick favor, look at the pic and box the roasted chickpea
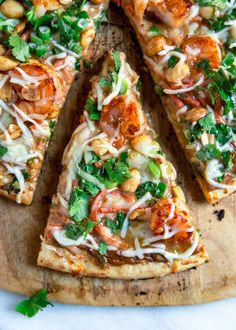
[199,6,214,20]
[121,168,141,193]
[1,0,25,18]
[91,137,109,156]
[146,36,166,56]
[166,62,190,84]
[183,107,208,123]
[0,56,19,71]
[59,0,73,4]
[80,27,96,49]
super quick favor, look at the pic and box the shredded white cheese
[163,76,204,94]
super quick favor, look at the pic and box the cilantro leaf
[168,56,179,68]
[65,219,97,240]
[112,50,121,73]
[222,151,233,171]
[197,0,226,9]
[98,240,108,255]
[9,35,29,62]
[99,77,111,88]
[81,178,100,196]
[105,212,126,234]
[15,289,53,318]
[136,181,166,199]
[196,144,221,161]
[103,158,131,184]
[68,187,89,222]
[196,58,211,74]
[199,113,216,132]
[0,145,8,157]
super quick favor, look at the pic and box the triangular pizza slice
[38,52,208,279]
[114,0,236,203]
[0,0,109,204]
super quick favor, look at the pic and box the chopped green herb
[197,0,226,9]
[105,212,126,234]
[98,240,108,255]
[81,178,100,197]
[9,34,30,62]
[136,80,142,92]
[99,77,111,88]
[15,289,53,318]
[148,160,161,178]
[198,113,216,132]
[65,219,97,240]
[168,55,179,68]
[196,144,221,161]
[0,145,8,157]
[68,187,89,222]
[103,158,131,185]
[148,25,162,37]
[136,181,167,199]
[120,151,128,165]
[84,98,100,121]
[112,50,121,73]
[196,58,211,74]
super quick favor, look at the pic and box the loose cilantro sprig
[15,289,53,318]
[68,187,89,222]
[9,35,30,62]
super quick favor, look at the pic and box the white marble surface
[0,290,236,330]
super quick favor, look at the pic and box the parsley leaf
[9,34,30,62]
[222,151,233,171]
[0,145,8,157]
[196,58,211,74]
[68,187,89,222]
[15,289,53,318]
[112,50,121,73]
[196,144,221,161]
[136,181,166,199]
[98,240,108,255]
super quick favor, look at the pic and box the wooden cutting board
[0,5,235,306]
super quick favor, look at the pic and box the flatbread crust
[38,240,208,280]
[115,0,236,203]
[38,51,209,279]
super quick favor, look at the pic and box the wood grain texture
[0,5,235,306]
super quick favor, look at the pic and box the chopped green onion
[90,112,101,121]
[38,26,51,42]
[148,160,161,178]
[35,44,49,57]
[30,32,43,45]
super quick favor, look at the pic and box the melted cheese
[120,192,152,238]
[205,159,236,190]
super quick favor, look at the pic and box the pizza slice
[38,52,208,279]
[114,0,236,203]
[0,0,109,204]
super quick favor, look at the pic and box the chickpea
[165,161,177,182]
[172,186,186,203]
[90,0,104,4]
[0,45,5,56]
[0,56,19,71]
[183,107,208,123]
[80,27,96,49]
[166,62,190,84]
[231,26,236,41]
[1,0,25,19]
[199,6,214,20]
[59,0,73,4]
[0,81,13,102]
[121,168,141,193]
[0,124,22,140]
[146,36,166,56]
[91,137,109,156]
